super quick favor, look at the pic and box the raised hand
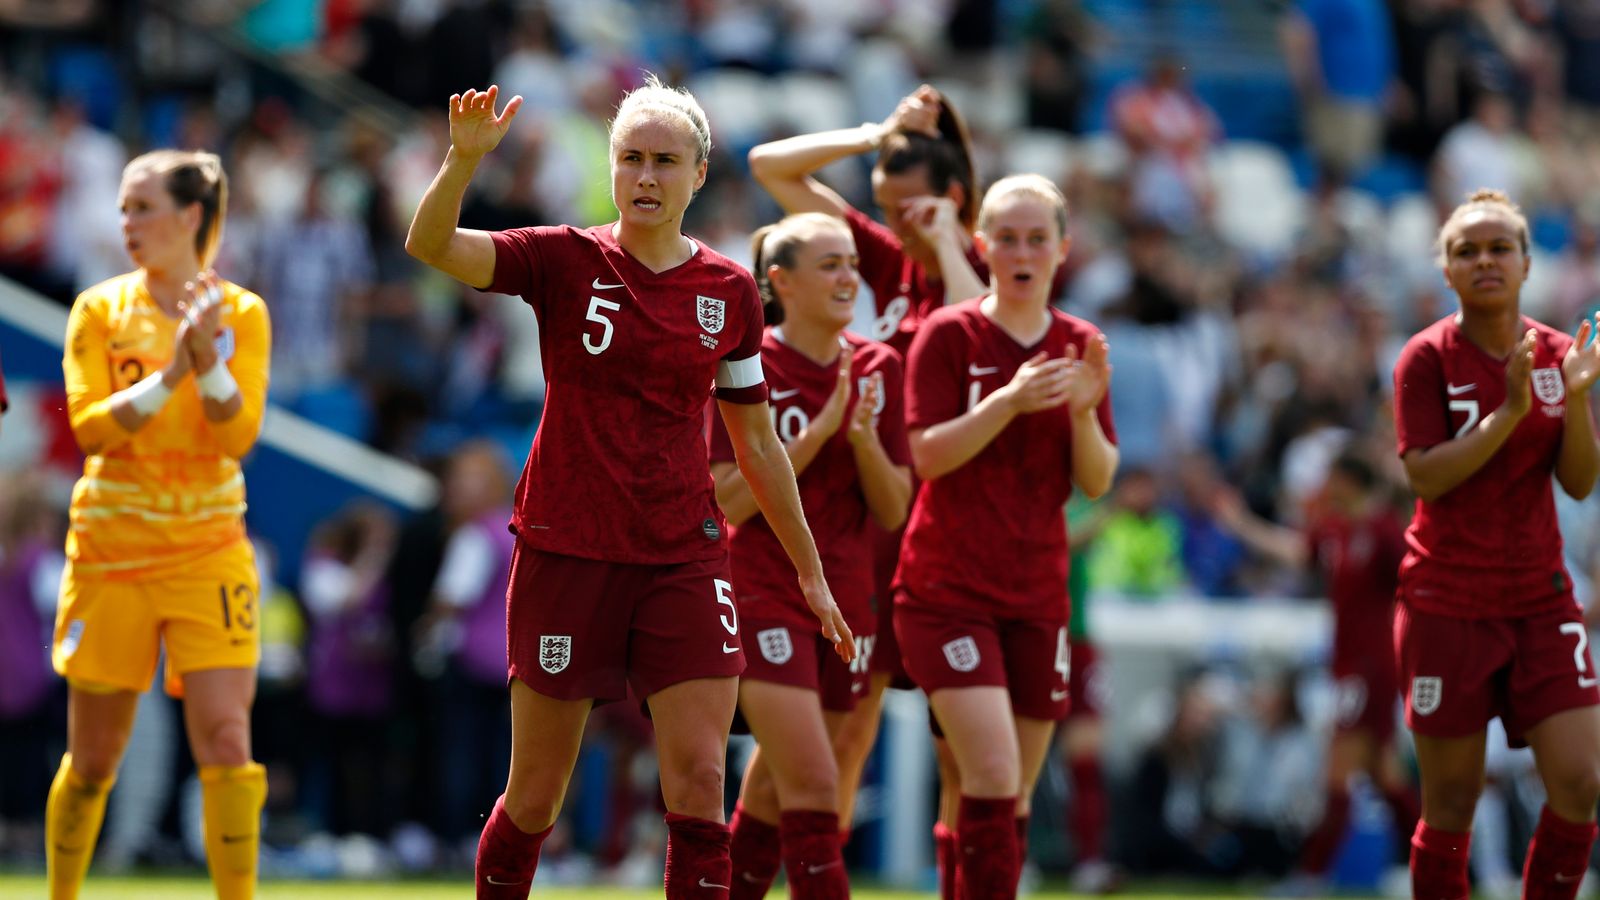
[1563,312,1600,397]
[847,370,883,447]
[813,342,856,437]
[800,575,856,663]
[1062,334,1112,415]
[882,84,942,138]
[1505,328,1537,418]
[902,196,961,247]
[1003,351,1073,414]
[449,85,523,161]
[181,270,225,373]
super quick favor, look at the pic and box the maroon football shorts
[1396,599,1600,747]
[869,526,914,687]
[506,542,745,702]
[894,590,1071,722]
[1330,656,1399,743]
[741,615,873,713]
[1064,638,1108,721]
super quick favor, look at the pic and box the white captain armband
[715,355,764,390]
[197,362,240,401]
[125,372,174,416]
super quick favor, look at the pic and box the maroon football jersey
[1307,509,1405,668]
[844,205,988,357]
[488,225,767,564]
[894,300,1116,618]
[1393,314,1576,618]
[709,330,910,631]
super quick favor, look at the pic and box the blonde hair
[610,73,712,164]
[749,212,854,324]
[976,173,1068,237]
[124,150,229,268]
[1435,188,1530,265]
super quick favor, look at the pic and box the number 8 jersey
[1393,314,1574,617]
[487,225,767,564]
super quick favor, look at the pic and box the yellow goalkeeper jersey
[62,272,272,579]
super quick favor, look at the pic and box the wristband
[863,122,885,151]
[196,362,239,401]
[126,372,174,416]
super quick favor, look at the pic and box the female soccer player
[1213,453,1419,890]
[1393,188,1600,900]
[897,174,1118,900]
[49,150,271,900]
[404,81,852,900]
[748,85,985,888]
[709,213,912,899]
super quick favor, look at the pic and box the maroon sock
[729,805,781,900]
[1014,815,1029,866]
[475,795,552,899]
[666,813,733,900]
[1068,757,1107,861]
[1296,787,1351,875]
[958,796,1019,900]
[1523,806,1599,900]
[780,809,849,900]
[1410,820,1470,900]
[934,822,959,900]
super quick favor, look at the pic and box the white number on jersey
[1055,628,1071,683]
[871,296,911,342]
[1449,399,1480,439]
[583,296,622,356]
[773,405,810,443]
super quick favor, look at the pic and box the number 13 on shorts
[219,583,256,639]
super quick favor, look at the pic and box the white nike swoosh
[1556,873,1585,883]
[592,277,625,290]
[806,861,842,874]
[771,388,801,400]
[1050,689,1069,702]
[1446,382,1475,395]
[968,364,1000,376]
[485,875,526,885]
[722,643,740,654]
[740,872,765,884]
[699,877,730,890]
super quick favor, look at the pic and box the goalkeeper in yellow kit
[47,149,271,900]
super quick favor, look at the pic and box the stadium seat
[773,73,857,136]
[1208,140,1306,261]
[685,69,775,153]
[1006,129,1078,184]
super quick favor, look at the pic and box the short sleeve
[904,317,966,431]
[1393,336,1447,456]
[487,227,555,311]
[873,349,912,466]
[714,276,768,405]
[843,206,905,306]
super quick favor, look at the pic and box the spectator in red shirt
[1392,189,1600,900]
[404,79,853,900]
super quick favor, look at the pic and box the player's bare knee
[71,729,132,782]
[958,751,1020,797]
[194,719,251,767]
[1425,782,1482,830]
[503,791,561,832]
[1546,760,1600,812]
[778,758,839,812]
[662,757,725,813]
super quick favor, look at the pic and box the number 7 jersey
[487,224,767,564]
[1393,314,1574,617]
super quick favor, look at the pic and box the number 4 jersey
[487,224,767,564]
[1393,314,1575,617]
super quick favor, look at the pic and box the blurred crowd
[5,0,1600,888]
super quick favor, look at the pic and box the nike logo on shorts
[220,833,253,844]
[722,643,739,654]
[740,872,765,883]
[592,277,624,290]
[699,877,730,890]
[1050,689,1069,702]
[485,875,526,885]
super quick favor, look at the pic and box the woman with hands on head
[49,150,272,900]
[1392,189,1600,900]
[404,81,851,900]
[895,174,1118,900]
[708,213,913,900]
